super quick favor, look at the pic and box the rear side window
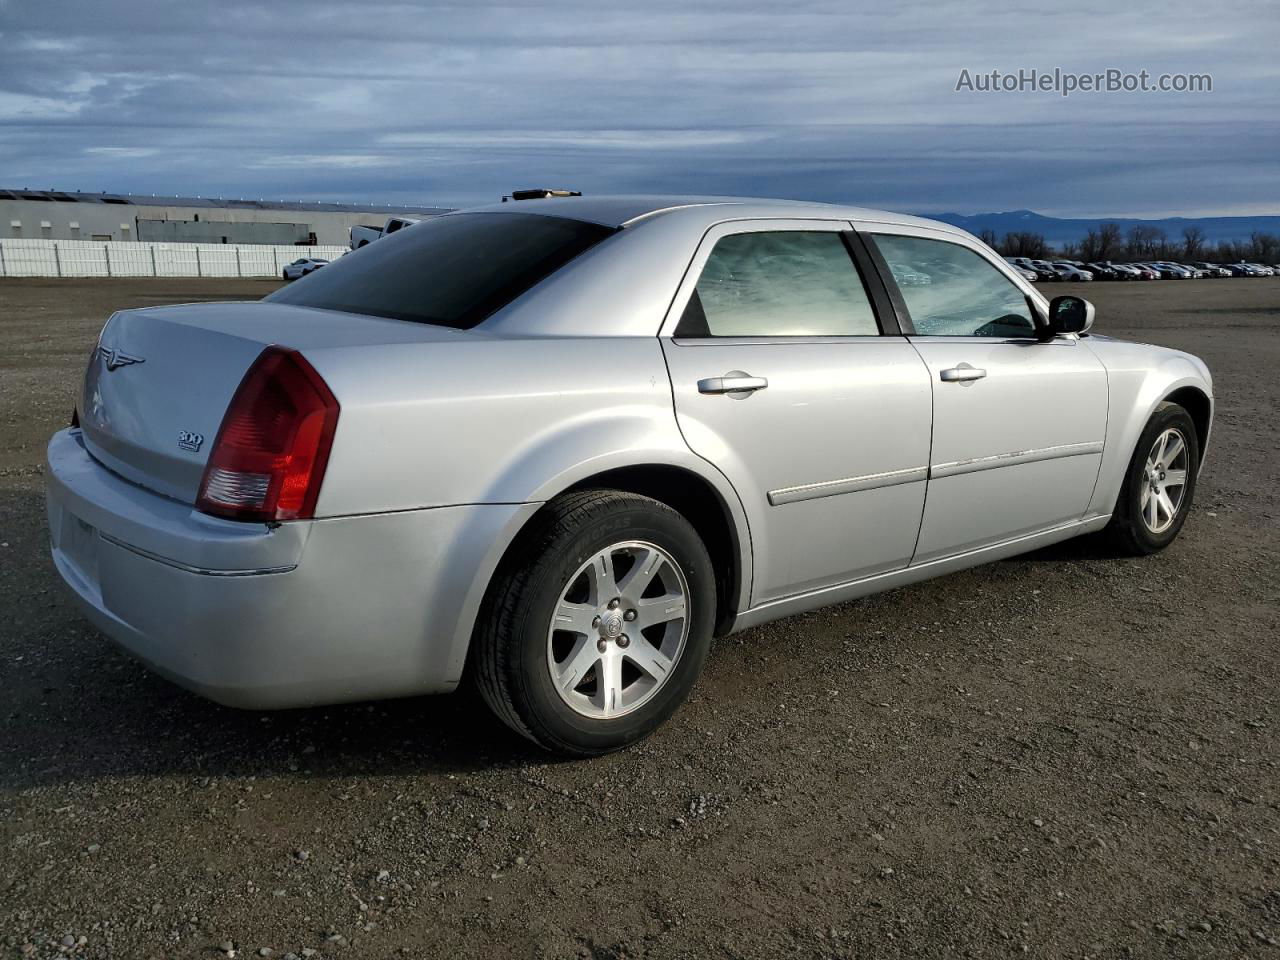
[871,234,1036,338]
[676,231,880,337]
[268,213,614,329]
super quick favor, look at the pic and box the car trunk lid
[79,301,471,505]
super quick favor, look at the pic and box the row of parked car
[1003,256,1280,282]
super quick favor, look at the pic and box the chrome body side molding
[930,440,1104,479]
[99,531,297,577]
[767,442,1103,506]
[768,466,928,506]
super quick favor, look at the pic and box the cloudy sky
[1,0,1276,217]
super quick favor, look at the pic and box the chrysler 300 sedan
[47,195,1213,755]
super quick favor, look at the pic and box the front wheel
[1106,402,1200,555]
[473,490,716,756]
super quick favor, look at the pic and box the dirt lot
[1,277,1277,959]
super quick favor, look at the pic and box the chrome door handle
[939,365,987,382]
[697,374,769,395]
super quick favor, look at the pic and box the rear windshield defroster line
[267,213,616,329]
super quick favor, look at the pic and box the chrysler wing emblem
[98,346,145,371]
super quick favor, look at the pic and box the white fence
[0,239,349,279]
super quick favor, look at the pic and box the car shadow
[2,486,1131,791]
[1,490,552,791]
[1,652,549,792]
[1005,528,1140,563]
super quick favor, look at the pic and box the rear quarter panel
[303,335,755,674]
[306,336,694,515]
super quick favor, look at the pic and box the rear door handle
[939,365,987,383]
[698,374,769,395]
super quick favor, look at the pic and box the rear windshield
[267,212,615,329]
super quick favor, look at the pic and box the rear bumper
[46,428,532,709]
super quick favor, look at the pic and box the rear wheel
[1106,402,1199,555]
[473,490,715,756]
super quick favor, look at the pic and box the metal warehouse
[0,189,451,247]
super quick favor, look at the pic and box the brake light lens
[196,347,340,522]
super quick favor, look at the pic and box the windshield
[268,212,615,329]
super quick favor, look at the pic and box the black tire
[473,490,716,756]
[1105,402,1200,555]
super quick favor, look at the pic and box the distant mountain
[922,209,1280,246]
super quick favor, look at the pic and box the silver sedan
[46,195,1213,755]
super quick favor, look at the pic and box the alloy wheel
[1140,427,1189,534]
[546,541,690,719]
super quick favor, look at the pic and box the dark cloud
[0,0,1275,215]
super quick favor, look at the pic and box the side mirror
[1046,295,1095,337]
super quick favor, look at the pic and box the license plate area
[59,513,101,592]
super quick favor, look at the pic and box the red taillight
[196,347,340,522]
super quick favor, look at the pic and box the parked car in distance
[1085,262,1124,280]
[1003,257,1040,282]
[349,224,383,249]
[1027,259,1061,281]
[47,195,1213,756]
[1190,262,1231,278]
[1228,262,1268,277]
[281,257,329,281]
[884,261,933,285]
[349,215,425,250]
[1051,261,1094,281]
[1138,262,1182,280]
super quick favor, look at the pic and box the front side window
[676,230,880,337]
[871,234,1037,338]
[268,213,614,329]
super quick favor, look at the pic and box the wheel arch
[1085,344,1213,519]
[476,411,755,631]
[446,453,754,688]
[1162,384,1212,467]
[561,463,747,636]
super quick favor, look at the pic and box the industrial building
[0,188,452,247]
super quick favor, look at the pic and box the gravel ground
[0,277,1277,959]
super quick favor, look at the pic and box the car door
[863,227,1108,563]
[660,220,934,604]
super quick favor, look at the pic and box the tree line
[977,224,1280,264]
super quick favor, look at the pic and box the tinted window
[268,213,613,329]
[872,234,1037,338]
[676,231,879,337]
